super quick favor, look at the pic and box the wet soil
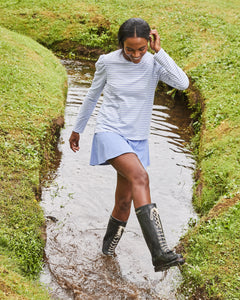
[40,59,197,299]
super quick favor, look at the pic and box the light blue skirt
[90,132,150,168]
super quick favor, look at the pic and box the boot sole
[154,258,185,272]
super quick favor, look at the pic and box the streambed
[40,59,196,299]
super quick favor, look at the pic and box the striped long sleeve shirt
[73,48,189,140]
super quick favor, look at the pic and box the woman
[69,18,189,272]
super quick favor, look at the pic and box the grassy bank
[0,25,67,298]
[0,0,239,298]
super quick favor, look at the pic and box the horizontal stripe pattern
[73,48,189,140]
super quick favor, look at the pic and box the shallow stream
[40,59,196,299]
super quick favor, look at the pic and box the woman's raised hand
[69,131,80,152]
[149,29,161,53]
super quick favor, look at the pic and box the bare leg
[107,154,184,270]
[112,172,132,222]
[102,153,151,256]
[109,153,151,210]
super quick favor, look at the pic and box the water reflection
[40,60,196,299]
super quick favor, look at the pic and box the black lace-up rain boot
[102,215,127,256]
[136,203,185,272]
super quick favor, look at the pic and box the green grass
[0,0,240,298]
[0,25,66,297]
[181,199,240,299]
[0,250,50,299]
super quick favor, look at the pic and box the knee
[132,170,149,188]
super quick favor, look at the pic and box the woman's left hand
[149,29,161,53]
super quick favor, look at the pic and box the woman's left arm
[150,29,189,90]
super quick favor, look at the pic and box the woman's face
[123,37,148,64]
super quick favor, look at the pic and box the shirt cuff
[153,48,167,63]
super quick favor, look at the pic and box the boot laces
[150,207,170,253]
[108,225,125,255]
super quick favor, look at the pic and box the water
[40,59,197,299]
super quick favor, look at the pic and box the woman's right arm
[73,55,106,133]
[69,55,107,151]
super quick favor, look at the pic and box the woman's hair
[118,18,150,48]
